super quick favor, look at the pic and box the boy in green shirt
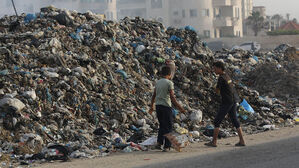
[149,66,186,151]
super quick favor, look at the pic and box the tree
[271,14,284,29]
[293,18,298,24]
[247,11,264,36]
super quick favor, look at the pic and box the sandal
[235,142,246,147]
[162,147,171,152]
[155,144,162,150]
[204,141,217,147]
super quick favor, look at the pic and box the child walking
[205,61,245,147]
[149,66,186,151]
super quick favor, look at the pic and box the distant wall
[205,35,299,51]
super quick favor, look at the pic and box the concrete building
[167,0,215,38]
[40,0,117,20]
[116,0,147,20]
[116,0,243,38]
[212,0,243,37]
[116,0,215,37]
[253,6,266,18]
[116,0,169,26]
[242,0,253,35]
[1,0,249,38]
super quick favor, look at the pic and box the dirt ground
[34,125,299,168]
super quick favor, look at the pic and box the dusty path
[36,125,299,168]
[139,132,299,168]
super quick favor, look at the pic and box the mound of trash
[0,6,298,166]
[245,63,298,101]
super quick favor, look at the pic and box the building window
[173,19,182,25]
[173,11,179,16]
[182,10,185,18]
[202,9,209,17]
[204,30,210,38]
[151,0,162,9]
[190,9,197,18]
[213,8,216,17]
[235,7,240,18]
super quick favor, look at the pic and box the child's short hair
[213,61,225,71]
[161,66,171,76]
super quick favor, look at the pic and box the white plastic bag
[0,98,25,112]
[189,110,203,123]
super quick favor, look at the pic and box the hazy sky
[1,0,298,20]
[254,0,299,19]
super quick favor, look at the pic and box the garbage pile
[213,45,298,105]
[213,46,298,132]
[0,6,298,165]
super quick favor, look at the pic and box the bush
[267,30,299,36]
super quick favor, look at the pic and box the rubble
[0,6,298,166]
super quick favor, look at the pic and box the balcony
[231,0,239,6]
[213,17,233,27]
[213,0,231,6]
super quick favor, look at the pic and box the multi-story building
[168,0,215,38]
[242,0,253,35]
[117,0,243,38]
[40,0,117,20]
[212,0,243,37]
[242,0,253,19]
[1,0,251,38]
[253,6,266,18]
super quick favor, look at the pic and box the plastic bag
[0,98,25,112]
[189,110,203,123]
[164,132,189,152]
[136,45,145,53]
[24,14,36,23]
[139,136,157,146]
[240,99,254,113]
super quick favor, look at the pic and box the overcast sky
[254,0,299,20]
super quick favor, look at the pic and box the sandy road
[35,125,299,168]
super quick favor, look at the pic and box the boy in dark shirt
[205,61,245,147]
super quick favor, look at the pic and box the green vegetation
[267,30,299,36]
[247,11,265,36]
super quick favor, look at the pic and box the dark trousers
[156,105,173,148]
[214,103,240,128]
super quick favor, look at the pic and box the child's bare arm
[149,88,156,114]
[170,89,186,113]
[215,88,220,94]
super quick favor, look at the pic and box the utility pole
[11,0,19,18]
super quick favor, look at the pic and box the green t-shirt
[155,78,174,107]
